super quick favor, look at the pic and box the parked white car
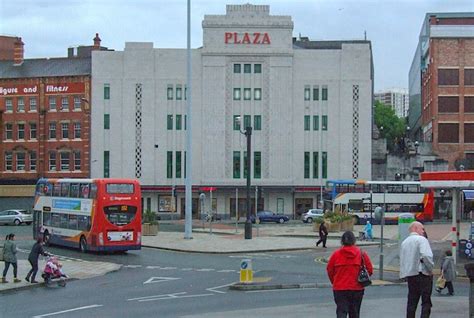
[0,209,33,225]
[301,209,324,223]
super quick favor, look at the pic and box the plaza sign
[224,32,271,44]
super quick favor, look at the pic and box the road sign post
[239,259,253,283]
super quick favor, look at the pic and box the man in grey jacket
[400,221,434,318]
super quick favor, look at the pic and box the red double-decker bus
[33,178,141,252]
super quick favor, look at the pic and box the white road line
[128,292,186,301]
[138,293,214,302]
[217,270,237,273]
[245,287,318,293]
[146,266,162,269]
[196,268,215,272]
[206,282,235,294]
[160,266,177,270]
[32,304,103,317]
[123,265,143,268]
[180,268,194,271]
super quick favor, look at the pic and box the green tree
[374,101,406,151]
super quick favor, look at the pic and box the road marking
[128,292,213,302]
[181,268,194,271]
[206,282,235,294]
[160,266,177,270]
[32,304,103,317]
[196,268,215,272]
[146,266,162,269]
[217,270,237,273]
[124,265,143,268]
[128,292,186,301]
[143,276,181,284]
[246,287,319,293]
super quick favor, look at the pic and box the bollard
[465,263,474,318]
[240,259,253,284]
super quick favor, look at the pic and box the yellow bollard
[239,259,253,283]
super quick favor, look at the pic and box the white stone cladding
[91,4,373,219]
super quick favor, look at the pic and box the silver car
[301,209,324,223]
[0,209,33,225]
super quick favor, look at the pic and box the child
[436,250,456,295]
[364,221,373,241]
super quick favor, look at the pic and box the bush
[143,209,158,225]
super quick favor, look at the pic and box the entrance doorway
[180,198,200,219]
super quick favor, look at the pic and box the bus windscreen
[106,184,134,194]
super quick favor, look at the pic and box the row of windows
[304,86,328,101]
[233,151,261,179]
[233,63,262,74]
[4,151,37,171]
[438,96,474,113]
[4,122,81,141]
[304,151,328,179]
[167,115,187,130]
[167,85,187,101]
[37,181,96,199]
[166,151,186,179]
[47,122,82,140]
[304,115,328,131]
[43,212,91,232]
[233,88,262,101]
[3,96,84,113]
[233,115,262,131]
[4,123,37,140]
[438,123,474,143]
[3,150,82,172]
[438,69,474,86]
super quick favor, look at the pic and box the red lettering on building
[242,33,251,44]
[224,32,271,45]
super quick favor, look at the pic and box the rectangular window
[322,115,328,130]
[438,123,459,143]
[234,64,241,73]
[49,122,56,139]
[176,114,182,130]
[61,123,69,139]
[304,152,310,179]
[465,69,474,85]
[176,151,182,178]
[244,88,251,100]
[104,151,110,177]
[304,115,310,131]
[5,152,12,170]
[167,115,173,130]
[49,152,56,171]
[254,115,262,131]
[184,151,186,178]
[465,97,474,113]
[74,122,81,139]
[176,86,182,100]
[243,151,248,178]
[304,87,310,101]
[5,123,13,140]
[167,151,173,178]
[438,69,459,86]
[16,152,25,171]
[104,84,110,99]
[322,87,328,101]
[313,152,319,178]
[104,114,110,129]
[73,151,81,170]
[17,97,25,112]
[5,98,13,111]
[322,152,328,178]
[313,116,319,131]
[184,115,187,130]
[167,85,173,100]
[29,97,37,111]
[61,97,69,111]
[233,88,241,100]
[254,64,262,74]
[73,97,81,110]
[49,97,56,110]
[233,151,240,178]
[244,64,251,73]
[438,96,459,113]
[233,115,241,131]
[184,86,187,100]
[313,88,319,101]
[60,152,70,171]
[254,88,262,100]
[30,123,37,139]
[244,115,251,129]
[465,124,474,143]
[30,151,37,171]
[254,151,261,179]
[17,123,25,139]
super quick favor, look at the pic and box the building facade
[375,88,409,118]
[91,4,373,219]
[408,13,474,169]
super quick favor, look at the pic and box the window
[254,88,262,100]
[5,98,13,111]
[254,115,262,131]
[233,115,241,131]
[176,115,182,130]
[184,115,187,130]
[438,96,459,113]
[29,97,37,111]
[30,151,36,171]
[244,115,251,129]
[438,123,459,143]
[49,97,56,110]
[60,152,70,171]
[304,115,310,131]
[5,123,13,140]
[465,124,474,143]
[438,69,459,86]
[244,64,251,73]
[313,88,319,101]
[254,151,261,179]
[234,64,241,73]
[104,151,110,178]
[254,64,262,74]
[167,151,173,178]
[74,97,81,110]
[17,97,25,112]
[322,87,328,101]
[61,97,69,111]
[176,151,182,178]
[17,123,25,139]
[104,114,110,129]
[49,152,56,171]
[313,152,319,178]
[233,151,240,178]
[465,69,474,85]
[322,152,328,178]
[313,116,319,131]
[49,122,56,139]
[73,151,81,170]
[304,87,310,101]
[30,123,37,140]
[233,88,241,100]
[167,115,173,130]
[244,88,251,100]
[74,122,81,139]
[304,152,310,179]
[176,85,182,100]
[61,123,69,139]
[16,152,25,170]
[184,86,187,100]
[104,84,110,99]
[465,97,474,113]
[167,85,173,100]
[322,115,328,130]
[5,152,12,170]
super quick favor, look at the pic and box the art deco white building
[91,4,373,219]
[374,88,409,118]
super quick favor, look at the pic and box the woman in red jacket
[326,231,373,318]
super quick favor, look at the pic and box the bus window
[387,185,403,193]
[80,184,90,198]
[61,183,69,197]
[45,183,52,196]
[106,184,134,194]
[404,184,420,193]
[70,184,80,198]
[60,214,68,228]
[43,212,51,226]
[35,183,45,196]
[89,184,97,199]
[68,214,78,230]
[77,216,91,231]
[53,183,61,197]
[51,213,61,227]
[104,205,137,225]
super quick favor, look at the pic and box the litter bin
[459,239,474,259]
[398,213,415,246]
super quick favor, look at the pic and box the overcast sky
[1,0,473,91]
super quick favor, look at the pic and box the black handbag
[358,249,372,287]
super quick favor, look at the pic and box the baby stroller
[42,256,68,287]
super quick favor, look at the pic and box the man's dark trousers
[406,273,433,318]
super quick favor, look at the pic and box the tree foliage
[374,101,406,151]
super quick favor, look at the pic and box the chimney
[13,37,24,66]
[93,33,101,49]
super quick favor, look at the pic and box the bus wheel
[43,231,51,246]
[352,216,360,225]
[79,236,88,253]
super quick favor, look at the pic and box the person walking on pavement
[364,221,373,241]
[26,237,50,283]
[327,231,373,318]
[400,221,434,318]
[436,250,456,296]
[2,233,21,283]
[316,221,328,248]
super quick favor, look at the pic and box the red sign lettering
[224,32,271,45]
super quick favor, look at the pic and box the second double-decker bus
[326,179,434,224]
[33,178,142,252]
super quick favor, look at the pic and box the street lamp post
[236,116,252,239]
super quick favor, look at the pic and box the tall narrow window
[233,88,241,100]
[184,115,187,130]
[30,151,37,171]
[244,64,251,73]
[313,152,319,178]
[244,88,251,100]
[49,122,56,139]
[304,152,310,179]
[29,97,37,111]
[30,123,37,139]
[61,123,69,139]
[233,115,241,131]
[322,152,328,178]
[254,64,262,74]
[244,115,251,129]
[322,115,328,130]
[104,151,110,177]
[74,122,81,139]
[167,115,173,130]
[233,64,241,73]
[49,152,56,171]
[233,151,240,178]
[313,88,319,101]
[5,152,12,170]
[167,151,173,178]
[104,114,110,129]
[60,152,70,171]
[73,97,81,110]
[61,97,69,111]
[322,87,328,101]
[5,123,13,140]
[17,97,25,112]
[167,85,173,100]
[49,97,56,111]
[313,116,319,131]
[304,87,310,101]
[17,123,25,140]
[176,151,182,178]
[5,98,13,111]
[304,115,310,131]
[104,84,110,100]
[254,88,262,100]
[176,115,182,130]
[254,115,262,131]
[176,85,182,100]
[254,151,261,179]
[73,151,81,170]
[16,152,25,171]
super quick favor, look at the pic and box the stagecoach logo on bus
[110,196,132,201]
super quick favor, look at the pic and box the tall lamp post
[236,116,252,239]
